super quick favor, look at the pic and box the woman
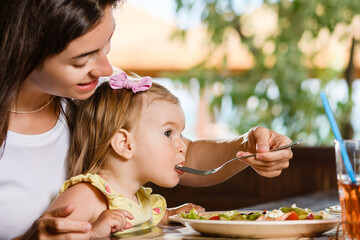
[0,0,292,239]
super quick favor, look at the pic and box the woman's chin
[71,89,97,100]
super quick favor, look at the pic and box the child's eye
[164,130,172,137]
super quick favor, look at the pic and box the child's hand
[169,203,205,216]
[161,203,205,225]
[91,209,134,238]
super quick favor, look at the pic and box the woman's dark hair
[0,0,120,149]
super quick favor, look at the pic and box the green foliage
[169,0,360,146]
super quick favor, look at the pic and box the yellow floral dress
[58,173,166,236]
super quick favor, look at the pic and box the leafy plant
[167,0,360,146]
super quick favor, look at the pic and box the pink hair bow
[109,72,152,93]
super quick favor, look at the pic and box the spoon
[175,139,303,175]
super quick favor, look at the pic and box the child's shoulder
[49,182,108,221]
[62,182,108,205]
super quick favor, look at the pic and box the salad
[181,204,332,221]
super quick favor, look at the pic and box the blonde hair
[67,80,180,177]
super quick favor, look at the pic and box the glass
[335,140,360,240]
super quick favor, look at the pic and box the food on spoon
[181,204,332,221]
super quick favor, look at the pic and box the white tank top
[0,113,69,240]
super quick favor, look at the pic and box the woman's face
[26,7,115,100]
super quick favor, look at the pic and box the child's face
[25,7,115,100]
[132,99,186,188]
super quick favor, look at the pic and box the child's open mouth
[175,163,185,175]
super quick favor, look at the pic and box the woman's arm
[180,126,292,186]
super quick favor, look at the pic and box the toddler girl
[48,73,204,237]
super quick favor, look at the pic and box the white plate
[325,205,342,214]
[169,211,341,238]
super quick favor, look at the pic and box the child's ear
[111,129,133,159]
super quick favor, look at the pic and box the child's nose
[178,138,187,154]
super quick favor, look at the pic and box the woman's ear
[111,129,133,159]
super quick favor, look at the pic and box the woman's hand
[91,209,134,238]
[160,203,205,225]
[236,126,293,178]
[19,204,92,240]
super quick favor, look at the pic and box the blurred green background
[168,0,360,145]
[110,0,360,146]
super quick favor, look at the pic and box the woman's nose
[90,53,113,77]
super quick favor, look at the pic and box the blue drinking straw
[320,92,356,183]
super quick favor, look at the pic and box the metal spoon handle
[175,139,303,175]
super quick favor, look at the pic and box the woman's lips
[77,78,99,91]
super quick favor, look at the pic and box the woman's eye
[73,63,87,69]
[73,59,89,69]
[164,130,171,137]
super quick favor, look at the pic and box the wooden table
[109,189,343,240]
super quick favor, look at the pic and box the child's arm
[49,183,133,237]
[159,203,205,225]
[48,182,107,222]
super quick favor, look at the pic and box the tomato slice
[274,211,299,221]
[208,215,220,220]
[284,211,299,220]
